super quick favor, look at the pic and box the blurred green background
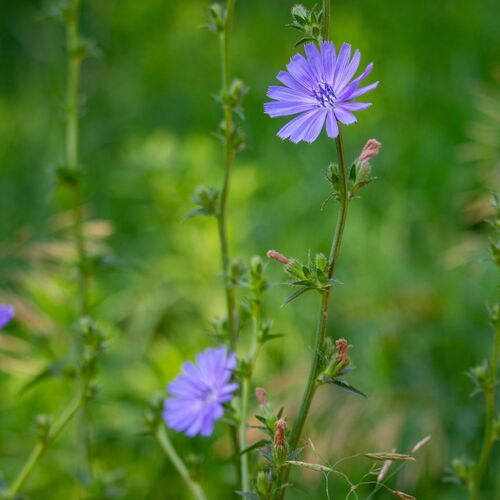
[1,0,499,498]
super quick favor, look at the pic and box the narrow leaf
[282,286,314,307]
[240,439,270,455]
[329,378,367,398]
[365,453,416,462]
[287,460,333,473]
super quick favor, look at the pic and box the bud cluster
[35,414,53,444]
[287,4,323,46]
[145,393,165,434]
[78,317,105,396]
[320,337,353,380]
[467,360,492,396]
[267,250,339,305]
[203,3,227,34]
[328,139,381,200]
[186,185,220,220]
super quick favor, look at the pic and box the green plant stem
[65,0,92,482]
[7,392,84,499]
[215,0,241,487]
[279,130,349,499]
[470,317,500,500]
[322,0,331,41]
[217,0,239,351]
[239,376,251,492]
[156,425,207,500]
[239,307,262,493]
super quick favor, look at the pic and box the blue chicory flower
[163,346,238,437]
[0,304,14,329]
[265,41,378,143]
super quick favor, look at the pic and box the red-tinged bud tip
[359,139,382,164]
[274,419,286,448]
[336,338,352,364]
[255,387,266,406]
[266,250,290,266]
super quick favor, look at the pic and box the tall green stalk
[278,3,351,496]
[279,130,349,498]
[156,425,207,500]
[470,316,500,500]
[217,0,239,351]
[288,129,349,450]
[65,0,92,481]
[6,392,84,499]
[214,0,243,488]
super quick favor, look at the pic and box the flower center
[203,387,219,405]
[312,82,337,108]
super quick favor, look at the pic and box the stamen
[312,82,337,108]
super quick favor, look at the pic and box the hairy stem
[239,306,262,492]
[7,392,84,498]
[470,316,500,500]
[215,0,241,487]
[239,376,251,492]
[217,0,239,350]
[65,0,92,481]
[322,0,331,41]
[156,425,207,500]
[279,129,349,498]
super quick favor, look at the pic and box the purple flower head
[163,346,238,437]
[265,41,378,143]
[0,305,14,329]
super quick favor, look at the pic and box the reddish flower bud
[274,418,286,448]
[335,338,352,365]
[359,138,382,164]
[255,387,267,406]
[266,250,290,266]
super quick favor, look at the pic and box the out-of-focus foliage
[0,0,499,498]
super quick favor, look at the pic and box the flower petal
[266,85,316,104]
[326,110,339,138]
[277,109,326,143]
[333,43,351,91]
[264,100,314,117]
[338,63,374,99]
[286,53,316,89]
[276,70,309,93]
[334,106,357,125]
[297,109,327,143]
[334,49,360,94]
[341,101,372,111]
[346,81,379,100]
[304,42,323,81]
[320,41,337,85]
[0,305,14,329]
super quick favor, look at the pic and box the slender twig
[65,0,93,481]
[7,392,84,498]
[278,128,349,500]
[470,316,500,500]
[215,0,242,486]
[278,5,350,497]
[239,304,262,492]
[321,0,331,41]
[217,0,239,350]
[239,376,251,492]
[156,425,207,500]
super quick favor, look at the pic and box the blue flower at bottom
[163,346,238,437]
[0,305,14,329]
[264,41,379,143]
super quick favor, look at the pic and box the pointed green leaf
[240,439,270,455]
[282,286,315,306]
[323,377,367,398]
